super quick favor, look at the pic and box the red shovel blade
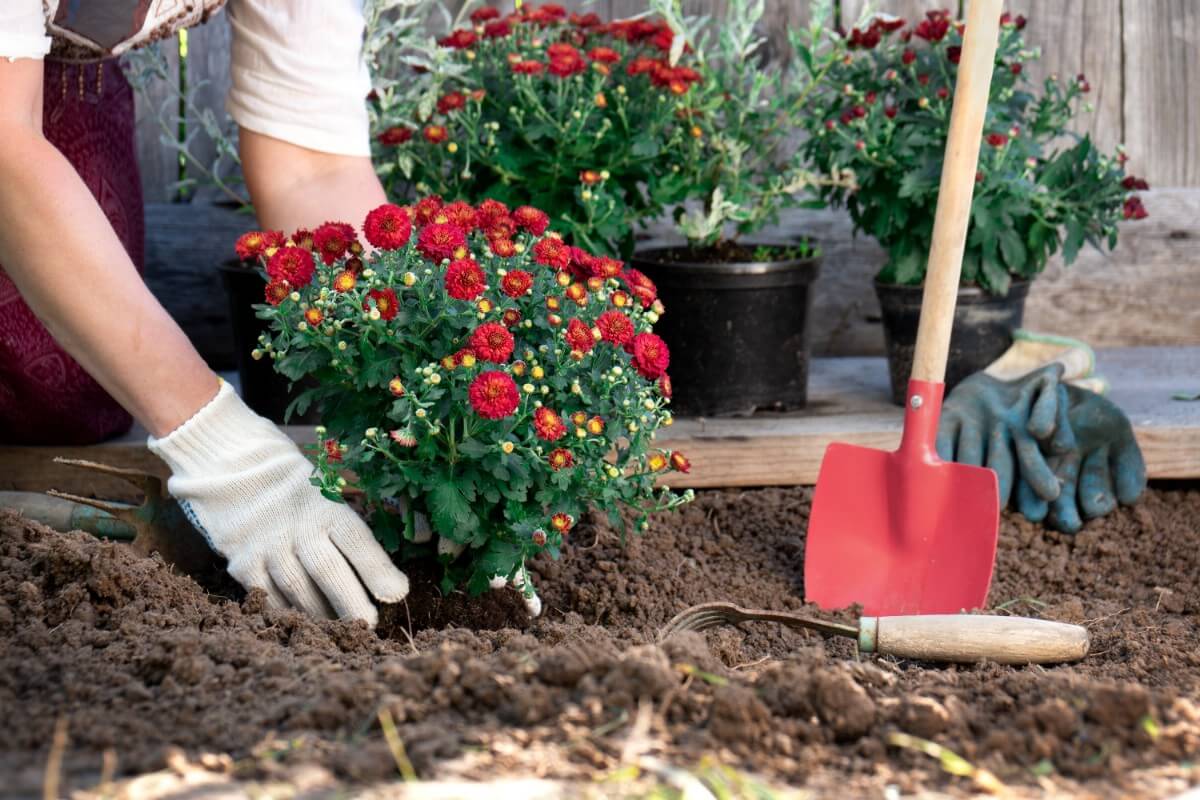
[804,379,1000,615]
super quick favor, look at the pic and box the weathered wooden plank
[131,35,181,204]
[1123,1,1200,187]
[2,348,1195,502]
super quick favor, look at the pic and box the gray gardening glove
[1016,384,1146,533]
[937,364,1077,508]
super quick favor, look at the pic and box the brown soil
[2,487,1198,798]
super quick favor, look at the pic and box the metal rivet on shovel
[804,0,1005,616]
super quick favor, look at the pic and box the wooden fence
[130,1,1200,369]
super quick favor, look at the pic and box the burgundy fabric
[0,59,144,445]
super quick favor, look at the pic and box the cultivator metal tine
[659,607,743,640]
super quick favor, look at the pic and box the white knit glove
[147,380,409,626]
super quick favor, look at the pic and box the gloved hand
[148,380,409,626]
[1014,384,1146,533]
[936,364,1077,507]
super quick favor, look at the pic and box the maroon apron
[0,60,143,445]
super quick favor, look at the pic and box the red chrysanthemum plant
[242,198,692,597]
[800,8,1149,294]
[368,2,702,256]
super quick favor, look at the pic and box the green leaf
[1062,219,1086,264]
[998,229,1028,271]
[427,478,478,543]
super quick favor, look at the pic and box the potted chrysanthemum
[368,2,700,257]
[801,9,1150,403]
[629,0,855,417]
[241,197,692,596]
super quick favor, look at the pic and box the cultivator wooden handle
[859,614,1090,665]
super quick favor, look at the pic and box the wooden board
[2,348,1195,502]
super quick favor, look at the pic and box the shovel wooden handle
[910,0,1004,384]
[859,614,1090,665]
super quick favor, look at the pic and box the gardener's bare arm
[239,128,387,234]
[0,58,218,438]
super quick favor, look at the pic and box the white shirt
[0,0,370,157]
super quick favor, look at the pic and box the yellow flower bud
[532,365,545,380]
[447,142,459,153]
[403,272,417,286]
[501,441,515,454]
[522,383,535,394]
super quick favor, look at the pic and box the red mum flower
[848,24,882,49]
[533,236,571,269]
[312,221,352,266]
[1011,63,1023,76]
[533,407,567,441]
[363,204,413,250]
[437,91,466,115]
[490,237,517,258]
[512,205,550,236]
[937,86,950,99]
[565,282,588,306]
[470,6,500,23]
[986,133,1008,147]
[596,310,634,346]
[324,439,343,463]
[631,332,670,379]
[413,196,444,226]
[477,199,510,228]
[550,513,573,533]
[670,451,691,473]
[572,11,602,28]
[418,223,468,262]
[264,280,290,306]
[501,269,534,297]
[588,46,620,63]
[659,373,673,399]
[484,19,512,38]
[261,230,287,250]
[377,126,413,146]
[469,371,520,419]
[439,29,477,49]
[235,230,275,261]
[266,246,316,286]
[901,48,916,65]
[878,16,906,32]
[444,258,487,300]
[389,377,406,397]
[580,169,602,185]
[502,308,522,327]
[1123,176,1150,191]
[470,322,515,363]
[423,125,449,144]
[1077,73,1090,93]
[914,10,951,42]
[304,307,323,326]
[547,448,574,470]
[947,45,961,64]
[333,270,357,292]
[365,288,399,321]
[1123,196,1149,220]
[621,268,657,308]
[885,105,898,119]
[547,43,587,77]
[512,60,544,75]
[441,200,479,232]
[564,318,594,353]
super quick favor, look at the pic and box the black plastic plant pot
[875,278,1031,406]
[632,245,822,417]
[217,260,317,424]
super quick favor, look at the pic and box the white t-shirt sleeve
[0,0,52,61]
[226,0,372,157]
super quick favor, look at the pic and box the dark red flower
[501,269,534,297]
[324,439,343,463]
[564,318,594,353]
[470,7,500,23]
[547,448,574,470]
[630,332,670,379]
[1011,63,1023,76]
[470,322,515,363]
[512,205,550,236]
[877,16,906,32]
[1122,176,1150,191]
[658,373,673,399]
[377,126,413,146]
[484,19,512,38]
[477,199,511,230]
[901,48,916,65]
[444,258,487,300]
[365,288,399,321]
[885,105,898,119]
[490,238,516,258]
[469,371,520,419]
[547,43,586,77]
[266,246,316,286]
[848,23,882,49]
[986,133,1008,147]
[235,230,279,261]
[914,10,951,42]
[670,451,691,473]
[620,268,657,308]
[533,236,571,270]
[918,73,931,86]
[437,91,466,114]
[264,280,290,306]
[1077,73,1091,93]
[947,45,961,64]
[417,223,468,262]
[501,308,522,328]
[413,195,444,226]
[511,60,545,75]
[937,86,950,99]
[438,29,477,49]
[423,125,449,144]
[550,512,573,533]
[533,407,567,441]
[440,200,479,232]
[571,11,602,28]
[311,222,355,265]
[588,46,621,64]
[596,310,634,346]
[626,56,658,76]
[591,256,623,279]
[1123,196,1148,220]
[363,204,412,250]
